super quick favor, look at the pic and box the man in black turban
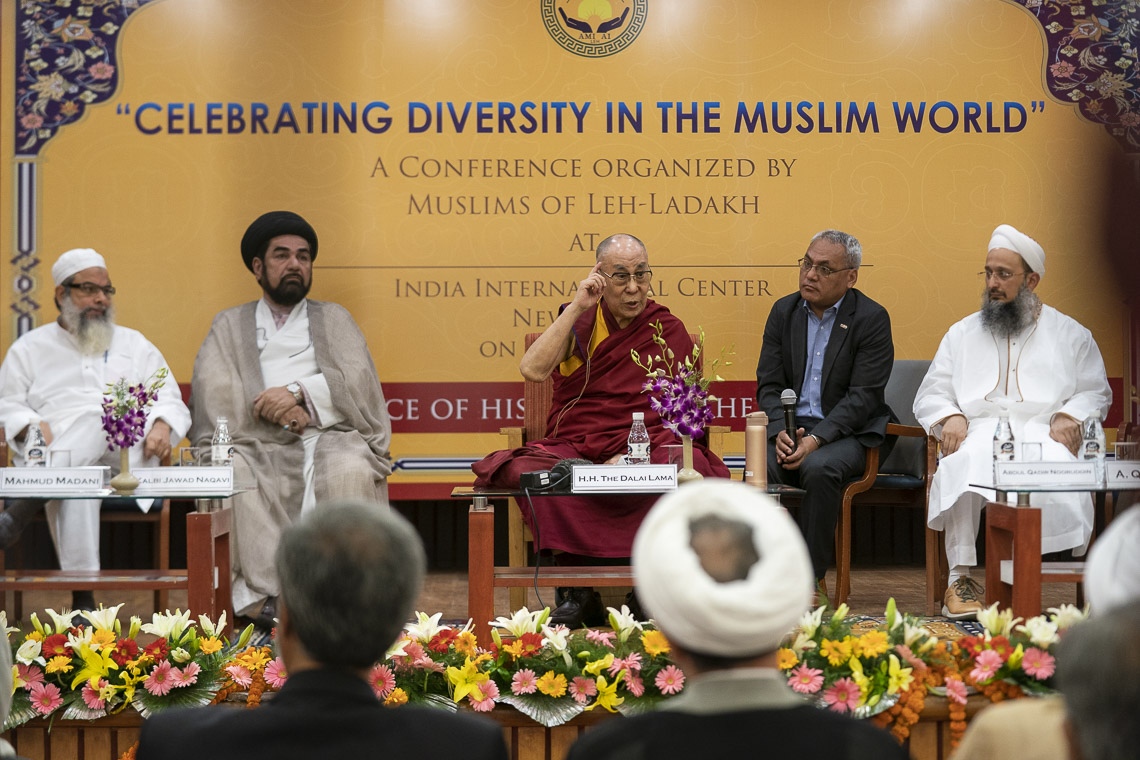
[189,211,393,633]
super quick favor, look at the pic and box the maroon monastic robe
[472,299,729,557]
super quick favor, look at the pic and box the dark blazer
[755,288,895,447]
[136,668,509,760]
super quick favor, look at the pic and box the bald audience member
[566,480,907,760]
[915,224,1111,618]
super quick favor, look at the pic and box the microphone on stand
[780,388,798,452]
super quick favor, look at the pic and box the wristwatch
[286,382,304,405]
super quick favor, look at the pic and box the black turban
[240,211,319,272]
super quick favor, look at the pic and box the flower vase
[677,434,703,484]
[109,446,139,494]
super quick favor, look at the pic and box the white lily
[607,605,644,642]
[15,638,43,666]
[404,611,447,643]
[199,611,228,638]
[829,603,850,623]
[798,606,826,639]
[0,612,18,640]
[542,624,570,653]
[903,620,936,649]
[42,608,79,634]
[489,607,546,639]
[386,636,411,659]
[170,647,192,664]
[1016,616,1060,649]
[789,631,817,655]
[1048,604,1087,631]
[66,626,94,651]
[976,603,1020,638]
[83,603,125,632]
[141,609,192,640]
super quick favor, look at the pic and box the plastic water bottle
[626,412,650,465]
[993,415,1014,482]
[24,421,47,467]
[1082,414,1106,485]
[211,417,234,466]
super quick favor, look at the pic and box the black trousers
[766,419,874,580]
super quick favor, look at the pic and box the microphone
[780,388,798,451]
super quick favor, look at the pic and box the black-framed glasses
[65,282,116,297]
[600,269,653,286]
[797,258,850,278]
[978,269,1028,283]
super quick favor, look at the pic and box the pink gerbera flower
[265,658,288,689]
[1021,647,1056,680]
[788,664,824,694]
[224,663,252,688]
[822,677,860,712]
[17,663,44,689]
[511,668,538,695]
[368,663,395,698]
[81,679,108,710]
[144,660,175,696]
[624,673,645,697]
[569,676,598,704]
[970,649,1004,683]
[655,665,685,695]
[171,662,200,688]
[945,677,968,706]
[585,629,616,648]
[29,682,63,715]
[467,679,500,712]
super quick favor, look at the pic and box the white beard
[60,298,115,355]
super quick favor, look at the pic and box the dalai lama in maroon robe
[472,233,729,627]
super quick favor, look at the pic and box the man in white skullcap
[0,248,190,611]
[914,224,1111,618]
[566,480,908,760]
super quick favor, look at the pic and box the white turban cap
[1084,505,1140,615]
[52,248,107,286]
[632,479,813,658]
[988,224,1045,276]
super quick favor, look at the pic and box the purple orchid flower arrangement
[631,322,729,440]
[100,368,168,450]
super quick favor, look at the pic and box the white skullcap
[988,224,1045,276]
[632,479,813,657]
[1084,504,1140,615]
[51,248,107,285]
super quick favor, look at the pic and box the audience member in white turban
[914,224,1111,619]
[1083,504,1140,614]
[565,480,908,760]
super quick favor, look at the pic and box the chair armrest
[886,422,925,438]
[500,426,526,448]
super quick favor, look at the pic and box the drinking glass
[1021,442,1042,462]
[179,447,201,467]
[48,449,71,467]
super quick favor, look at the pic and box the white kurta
[0,322,191,571]
[914,305,1111,567]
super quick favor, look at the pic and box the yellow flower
[446,657,488,703]
[199,637,223,655]
[45,655,73,674]
[536,670,567,698]
[887,654,914,694]
[26,631,43,643]
[237,646,271,672]
[454,631,479,657]
[384,687,408,706]
[90,630,116,650]
[583,653,614,676]
[585,674,624,712]
[776,648,799,670]
[68,644,118,691]
[640,630,670,657]
[1007,643,1025,670]
[820,638,852,666]
[855,630,889,658]
[848,657,871,706]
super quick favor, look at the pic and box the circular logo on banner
[541,0,647,58]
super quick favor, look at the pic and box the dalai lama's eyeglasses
[65,282,116,297]
[600,269,653,286]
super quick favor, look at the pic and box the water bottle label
[994,441,1014,461]
[1084,441,1101,458]
[211,444,234,466]
[26,446,46,466]
[627,442,650,463]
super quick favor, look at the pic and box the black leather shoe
[236,596,278,632]
[624,589,646,622]
[0,499,44,549]
[549,587,605,629]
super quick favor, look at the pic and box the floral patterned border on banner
[1014,0,1140,153]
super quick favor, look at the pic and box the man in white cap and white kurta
[0,248,190,611]
[566,480,908,760]
[914,224,1111,619]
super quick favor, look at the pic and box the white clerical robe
[0,322,191,571]
[914,305,1111,567]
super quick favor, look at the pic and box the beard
[980,282,1039,338]
[60,298,115,355]
[261,273,311,307]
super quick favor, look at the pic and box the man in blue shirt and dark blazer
[755,229,895,590]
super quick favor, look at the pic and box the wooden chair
[831,359,945,615]
[498,332,727,612]
[0,426,172,617]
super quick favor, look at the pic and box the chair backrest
[879,359,931,477]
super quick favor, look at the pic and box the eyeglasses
[978,269,1028,283]
[65,282,116,297]
[797,258,851,278]
[600,269,653,286]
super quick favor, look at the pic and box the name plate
[0,467,109,494]
[133,466,234,494]
[571,464,677,493]
[1107,461,1140,487]
[994,460,1098,487]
